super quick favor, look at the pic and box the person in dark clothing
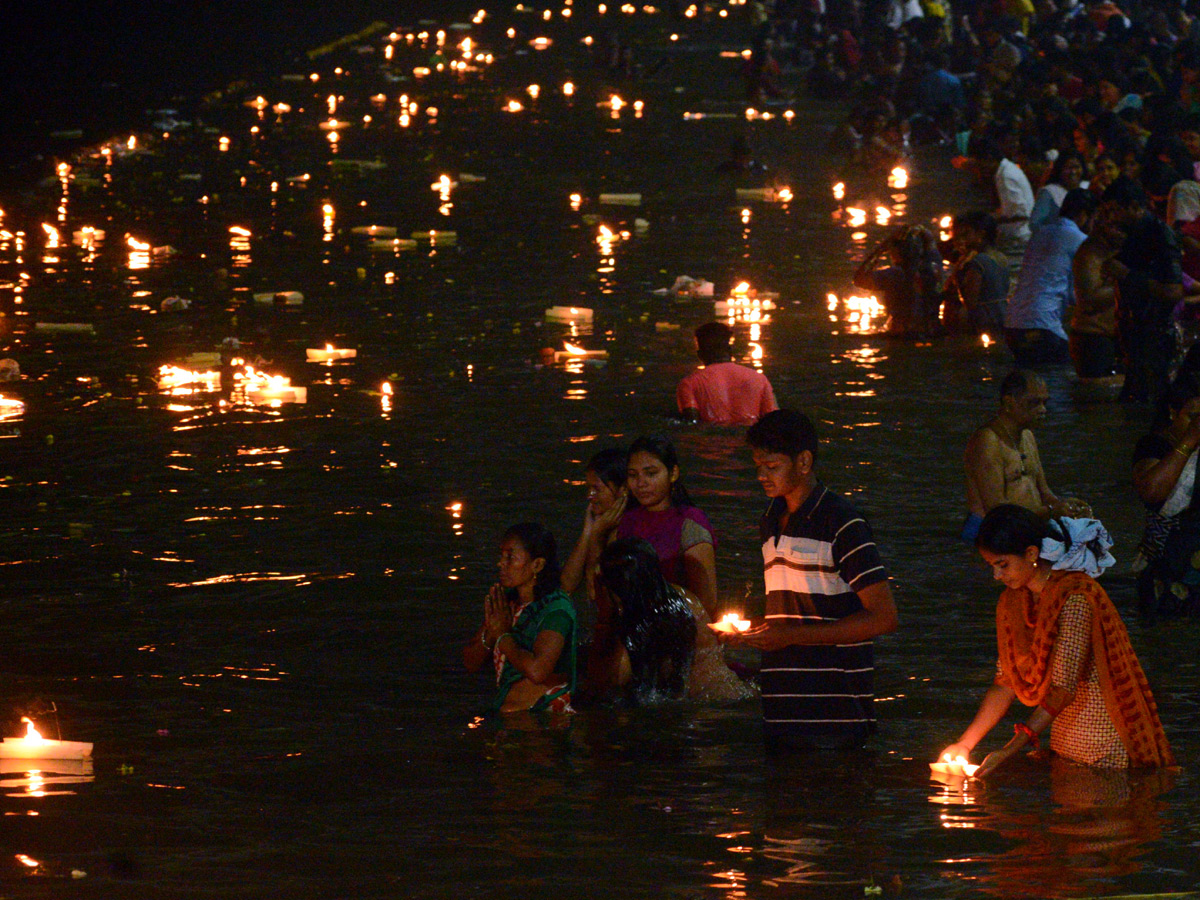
[1098,177,1184,404]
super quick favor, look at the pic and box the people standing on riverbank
[964,370,1091,541]
[721,410,899,751]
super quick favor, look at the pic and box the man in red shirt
[676,322,777,425]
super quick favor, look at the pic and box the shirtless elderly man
[963,370,1091,541]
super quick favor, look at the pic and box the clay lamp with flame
[707,613,752,635]
[0,718,92,761]
[551,341,608,363]
[929,753,979,778]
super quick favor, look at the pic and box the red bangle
[1014,722,1039,749]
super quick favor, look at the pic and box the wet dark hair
[747,408,818,460]
[953,209,998,246]
[502,522,561,602]
[976,504,1048,556]
[1100,175,1148,210]
[587,447,627,493]
[627,435,692,507]
[1059,187,1096,221]
[999,369,1042,400]
[599,537,695,702]
[695,321,733,364]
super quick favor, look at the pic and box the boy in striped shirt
[727,410,899,750]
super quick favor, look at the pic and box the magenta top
[617,504,715,584]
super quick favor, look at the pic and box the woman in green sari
[464,523,577,713]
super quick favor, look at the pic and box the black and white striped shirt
[759,484,888,742]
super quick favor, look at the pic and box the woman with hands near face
[464,523,577,714]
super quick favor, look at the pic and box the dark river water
[0,3,1197,898]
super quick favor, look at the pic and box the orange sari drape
[996,570,1174,768]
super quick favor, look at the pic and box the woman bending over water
[943,505,1173,775]
[596,537,754,703]
[617,435,719,618]
[463,523,577,714]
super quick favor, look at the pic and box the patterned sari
[996,571,1174,768]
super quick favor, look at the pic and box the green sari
[490,588,577,713]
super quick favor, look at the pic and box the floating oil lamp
[432,175,455,194]
[527,84,541,99]
[0,395,24,423]
[381,381,393,413]
[875,206,892,225]
[351,225,397,237]
[530,36,552,49]
[888,166,908,190]
[252,290,304,306]
[981,333,993,348]
[368,238,417,253]
[707,613,752,634]
[0,718,92,761]
[157,364,221,394]
[229,225,252,238]
[930,754,979,778]
[599,192,641,206]
[236,366,306,405]
[545,306,593,325]
[563,81,576,96]
[505,99,524,113]
[553,341,608,363]
[413,230,457,247]
[306,344,357,363]
[570,193,583,210]
[833,182,845,201]
[247,96,268,111]
[735,186,790,202]
[35,322,95,335]
[272,102,291,114]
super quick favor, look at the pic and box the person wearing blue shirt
[1004,189,1095,366]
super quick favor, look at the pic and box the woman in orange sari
[943,505,1173,775]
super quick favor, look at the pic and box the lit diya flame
[126,236,150,251]
[832,182,845,201]
[981,333,993,348]
[939,214,953,230]
[930,753,980,778]
[888,166,909,189]
[0,395,25,422]
[776,187,793,203]
[563,81,575,96]
[708,613,752,634]
[609,94,625,111]
[505,99,524,113]
[229,225,252,237]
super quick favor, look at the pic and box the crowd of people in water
[736,0,1200,411]
[463,402,1175,777]
[459,0,1200,779]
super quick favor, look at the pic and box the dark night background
[1,1,426,185]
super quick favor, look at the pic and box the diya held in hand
[707,613,752,635]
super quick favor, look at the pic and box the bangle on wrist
[1014,722,1040,749]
